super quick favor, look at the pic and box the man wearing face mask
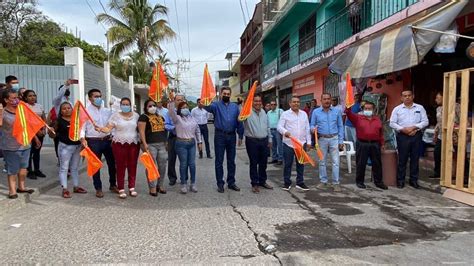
[80,89,118,198]
[346,101,388,190]
[204,87,244,193]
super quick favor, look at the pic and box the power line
[85,0,107,32]
[238,0,247,27]
[186,0,191,61]
[174,0,185,59]
[163,0,181,61]
[98,0,108,14]
[189,41,240,70]
[244,0,251,21]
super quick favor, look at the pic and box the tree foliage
[0,2,106,66]
[97,0,175,58]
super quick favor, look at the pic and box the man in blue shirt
[311,93,345,192]
[204,87,244,193]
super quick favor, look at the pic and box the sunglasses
[147,105,156,107]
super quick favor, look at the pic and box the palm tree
[97,0,175,58]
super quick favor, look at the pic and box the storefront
[292,68,329,107]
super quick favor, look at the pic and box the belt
[86,136,111,141]
[319,134,337,138]
[358,139,379,144]
[177,138,194,142]
[245,136,267,141]
[216,128,235,135]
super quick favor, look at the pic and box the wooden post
[443,73,457,188]
[440,74,449,186]
[455,70,469,189]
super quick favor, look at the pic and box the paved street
[0,126,473,264]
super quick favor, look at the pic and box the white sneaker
[190,184,198,193]
[180,184,188,194]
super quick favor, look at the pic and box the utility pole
[174,59,190,94]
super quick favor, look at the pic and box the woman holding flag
[168,93,202,194]
[54,102,87,198]
[138,99,169,196]
[0,89,38,199]
[100,97,140,199]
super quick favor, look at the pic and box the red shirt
[345,108,384,146]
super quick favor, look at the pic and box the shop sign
[294,75,316,90]
[277,49,334,80]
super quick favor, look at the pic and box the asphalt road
[0,126,473,264]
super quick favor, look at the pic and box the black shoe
[397,182,405,189]
[296,183,309,191]
[207,156,213,159]
[375,183,388,190]
[217,186,225,193]
[409,180,421,189]
[228,184,241,191]
[276,161,283,165]
[429,175,440,179]
[169,180,177,186]
[356,183,367,189]
[27,171,37,180]
[34,170,46,178]
[281,184,291,191]
[269,160,278,164]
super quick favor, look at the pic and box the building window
[280,36,290,64]
[299,13,316,55]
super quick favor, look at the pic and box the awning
[329,0,468,78]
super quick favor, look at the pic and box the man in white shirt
[277,96,311,191]
[389,89,429,189]
[80,89,118,198]
[191,98,211,159]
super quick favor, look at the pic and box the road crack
[228,195,283,265]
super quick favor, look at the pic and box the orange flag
[69,101,94,141]
[289,136,315,167]
[238,81,258,121]
[200,64,216,106]
[12,101,48,146]
[139,152,160,182]
[314,128,324,160]
[345,72,355,108]
[80,146,103,177]
[149,62,169,102]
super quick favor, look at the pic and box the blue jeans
[87,139,116,190]
[175,139,197,185]
[3,149,30,175]
[214,131,237,187]
[58,142,81,189]
[271,129,283,161]
[318,136,340,184]
[283,143,305,186]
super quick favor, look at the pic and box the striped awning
[329,0,468,79]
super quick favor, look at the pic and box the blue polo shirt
[204,100,244,139]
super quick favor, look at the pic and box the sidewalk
[0,146,86,214]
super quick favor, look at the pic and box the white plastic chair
[339,141,356,173]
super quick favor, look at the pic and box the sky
[38,0,259,97]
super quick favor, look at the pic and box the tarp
[329,0,468,78]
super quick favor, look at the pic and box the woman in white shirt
[100,97,139,199]
[22,90,47,179]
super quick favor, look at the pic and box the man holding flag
[80,89,118,198]
[242,94,273,193]
[311,93,344,192]
[277,96,311,191]
[204,87,244,193]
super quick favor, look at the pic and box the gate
[441,67,474,205]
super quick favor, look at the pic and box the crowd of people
[1,74,442,200]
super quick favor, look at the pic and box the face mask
[222,96,230,103]
[93,97,103,106]
[11,98,20,107]
[121,105,131,113]
[181,108,190,116]
[148,106,157,114]
[11,84,19,91]
[363,110,373,117]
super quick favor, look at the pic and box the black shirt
[138,113,167,144]
[57,117,81,145]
